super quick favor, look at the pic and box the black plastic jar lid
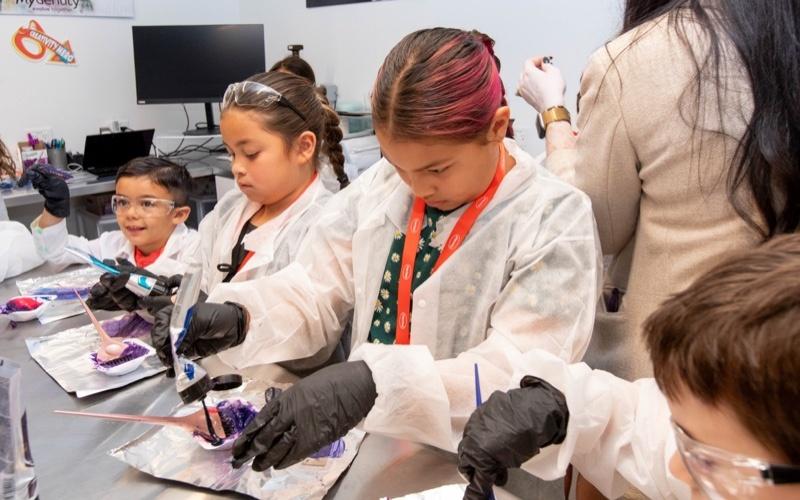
[210,373,243,391]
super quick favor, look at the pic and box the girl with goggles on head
[140,71,350,371]
[199,71,347,293]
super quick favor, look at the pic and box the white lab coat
[511,350,691,499]
[0,193,44,281]
[0,222,44,282]
[30,217,200,277]
[208,138,602,452]
[197,174,332,294]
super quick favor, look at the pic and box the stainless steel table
[1,265,551,499]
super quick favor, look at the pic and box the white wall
[1,1,624,159]
[241,0,624,153]
[0,0,240,158]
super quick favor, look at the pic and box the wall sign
[0,0,134,18]
[307,0,391,7]
[12,19,76,64]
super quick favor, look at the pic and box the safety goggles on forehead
[222,81,307,122]
[671,419,800,499]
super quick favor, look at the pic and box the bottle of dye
[169,263,212,404]
[0,358,38,500]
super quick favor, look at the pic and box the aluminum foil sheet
[110,379,366,499]
[0,358,38,500]
[16,266,101,324]
[25,317,165,397]
[386,484,467,499]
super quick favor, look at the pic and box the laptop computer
[82,129,155,178]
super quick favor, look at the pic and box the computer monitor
[82,129,155,179]
[131,24,265,136]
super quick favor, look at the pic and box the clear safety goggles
[111,195,176,217]
[672,420,800,499]
[222,81,307,122]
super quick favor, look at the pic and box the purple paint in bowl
[192,398,258,451]
[102,313,152,338]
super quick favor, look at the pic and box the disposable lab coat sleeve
[351,187,602,452]
[30,217,106,268]
[209,179,362,368]
[0,221,44,281]
[511,350,690,499]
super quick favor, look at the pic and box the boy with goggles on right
[458,234,800,499]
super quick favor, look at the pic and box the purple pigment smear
[90,341,150,368]
[102,314,152,338]
[194,399,258,446]
[309,438,346,459]
[29,287,90,300]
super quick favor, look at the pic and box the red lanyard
[395,145,506,345]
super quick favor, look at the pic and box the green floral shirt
[368,206,452,344]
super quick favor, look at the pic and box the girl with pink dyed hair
[170,28,602,485]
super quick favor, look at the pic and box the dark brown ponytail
[317,90,348,189]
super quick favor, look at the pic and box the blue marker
[169,263,212,403]
[65,247,170,297]
[474,363,483,408]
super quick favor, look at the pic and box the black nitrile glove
[231,360,377,471]
[457,375,569,500]
[150,301,247,370]
[21,165,71,218]
[86,273,132,311]
[87,259,181,311]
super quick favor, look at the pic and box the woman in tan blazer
[518,0,800,381]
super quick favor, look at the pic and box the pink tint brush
[54,407,228,442]
[74,288,126,361]
[55,398,258,449]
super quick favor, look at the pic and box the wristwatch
[536,105,571,139]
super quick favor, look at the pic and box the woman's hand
[517,56,566,113]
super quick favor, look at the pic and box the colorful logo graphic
[12,19,76,64]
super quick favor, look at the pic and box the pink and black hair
[371,28,513,141]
